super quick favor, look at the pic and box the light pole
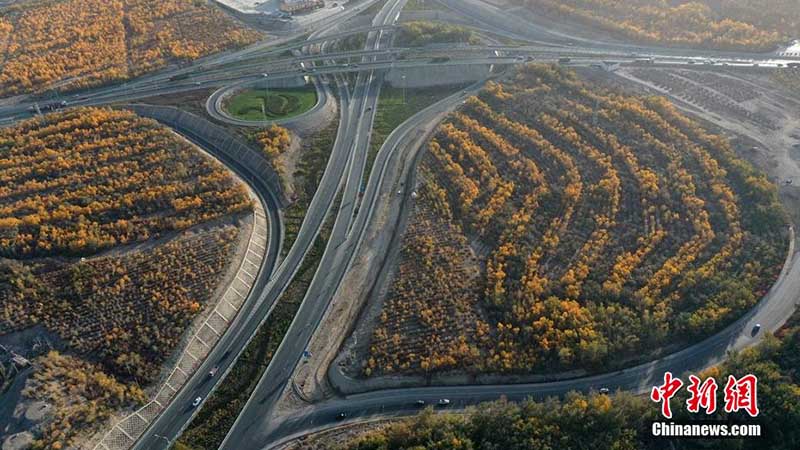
[401,74,406,105]
[263,73,270,122]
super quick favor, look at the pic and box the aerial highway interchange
[1,0,798,449]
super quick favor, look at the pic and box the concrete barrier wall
[128,104,289,208]
[387,64,491,88]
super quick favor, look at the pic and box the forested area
[366,64,787,376]
[347,315,800,450]
[0,0,261,96]
[0,107,252,447]
[251,125,292,176]
[396,21,480,47]
[0,107,252,258]
[515,0,799,51]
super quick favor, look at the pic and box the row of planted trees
[0,107,252,258]
[515,0,793,52]
[0,0,261,96]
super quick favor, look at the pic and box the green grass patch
[396,21,480,47]
[224,86,317,121]
[365,82,469,181]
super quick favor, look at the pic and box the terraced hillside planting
[0,108,251,257]
[0,0,261,96]
[0,107,253,447]
[365,64,788,376]
[515,0,799,51]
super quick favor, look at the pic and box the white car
[192,396,202,407]
[438,398,450,406]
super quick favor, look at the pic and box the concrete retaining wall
[128,105,289,208]
[386,64,491,88]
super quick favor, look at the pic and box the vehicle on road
[438,398,450,406]
[336,412,347,420]
[208,366,219,378]
[415,400,426,407]
[169,73,190,82]
[192,397,202,407]
[599,388,610,395]
[752,324,762,336]
[37,100,68,112]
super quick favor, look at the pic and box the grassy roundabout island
[224,85,318,121]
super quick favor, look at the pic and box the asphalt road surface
[219,1,409,448]
[0,1,796,449]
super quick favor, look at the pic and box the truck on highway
[30,100,68,113]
